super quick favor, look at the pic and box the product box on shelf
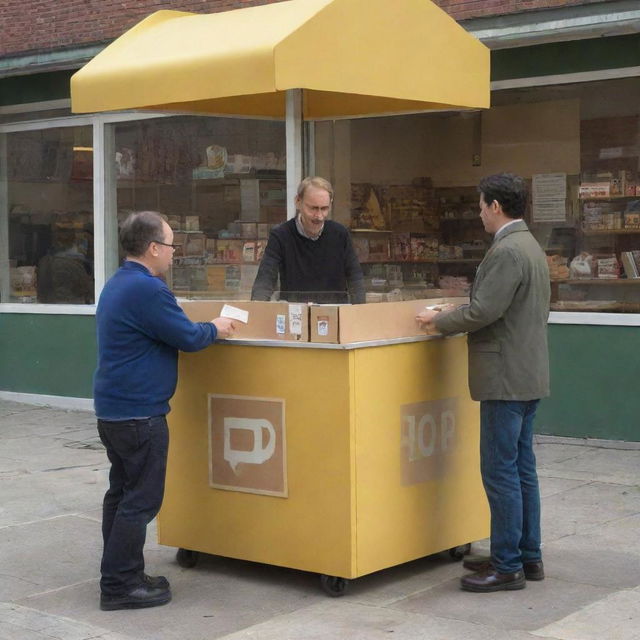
[309,297,469,344]
[578,183,610,199]
[184,233,206,257]
[180,300,309,341]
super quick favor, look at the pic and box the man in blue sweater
[94,211,234,611]
[251,176,365,304]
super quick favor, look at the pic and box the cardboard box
[309,298,469,344]
[180,300,309,341]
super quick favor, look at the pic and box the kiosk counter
[157,300,489,595]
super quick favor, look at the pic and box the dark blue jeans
[480,400,542,574]
[97,416,169,595]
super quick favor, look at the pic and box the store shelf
[554,278,640,285]
[581,228,640,235]
[351,228,392,233]
[579,195,639,201]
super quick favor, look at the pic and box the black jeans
[97,416,169,595]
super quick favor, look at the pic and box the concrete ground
[1,398,639,640]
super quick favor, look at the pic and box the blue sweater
[94,261,217,420]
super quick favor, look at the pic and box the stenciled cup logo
[209,394,287,497]
[223,417,276,473]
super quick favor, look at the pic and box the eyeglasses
[151,240,181,250]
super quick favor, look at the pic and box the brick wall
[0,0,619,59]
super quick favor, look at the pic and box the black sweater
[251,218,365,304]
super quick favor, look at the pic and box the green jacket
[436,220,550,401]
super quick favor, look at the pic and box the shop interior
[3,77,640,310]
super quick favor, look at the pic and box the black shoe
[141,573,170,589]
[461,568,526,592]
[463,555,545,581]
[100,583,171,611]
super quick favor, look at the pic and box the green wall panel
[0,313,96,398]
[0,70,73,107]
[491,34,640,82]
[537,324,640,442]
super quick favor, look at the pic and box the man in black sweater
[251,176,365,304]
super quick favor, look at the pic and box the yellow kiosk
[158,299,489,596]
[70,0,491,595]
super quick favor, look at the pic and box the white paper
[532,173,567,223]
[288,304,303,335]
[220,304,249,324]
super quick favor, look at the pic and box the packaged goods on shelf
[184,216,200,231]
[596,255,620,279]
[620,252,639,278]
[242,241,255,263]
[205,239,216,264]
[624,212,640,229]
[622,171,638,196]
[368,237,390,261]
[579,182,610,198]
[569,252,595,279]
[546,255,570,280]
[225,265,241,291]
[240,222,257,238]
[189,266,208,290]
[167,215,181,230]
[390,233,411,261]
[410,235,438,260]
[385,264,403,287]
[185,233,206,257]
[224,153,252,174]
[206,265,227,289]
[10,266,37,298]
[214,239,243,263]
[255,240,265,262]
[173,232,186,257]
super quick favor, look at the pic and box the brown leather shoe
[460,568,526,592]
[463,556,545,581]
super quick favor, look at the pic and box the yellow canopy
[71,0,489,119]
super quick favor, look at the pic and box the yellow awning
[71,0,489,119]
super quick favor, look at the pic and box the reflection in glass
[5,126,94,304]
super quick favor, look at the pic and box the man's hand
[416,308,439,333]
[211,317,235,339]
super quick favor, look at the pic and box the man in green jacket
[417,173,550,593]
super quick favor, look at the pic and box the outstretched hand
[211,317,235,339]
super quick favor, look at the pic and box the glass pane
[313,77,640,311]
[495,78,640,313]
[315,115,485,304]
[112,116,285,298]
[3,125,94,304]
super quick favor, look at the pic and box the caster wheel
[448,543,471,561]
[176,548,199,568]
[319,574,349,597]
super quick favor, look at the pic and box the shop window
[111,116,286,298]
[314,77,640,312]
[2,125,94,304]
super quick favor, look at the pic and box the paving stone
[532,587,640,640]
